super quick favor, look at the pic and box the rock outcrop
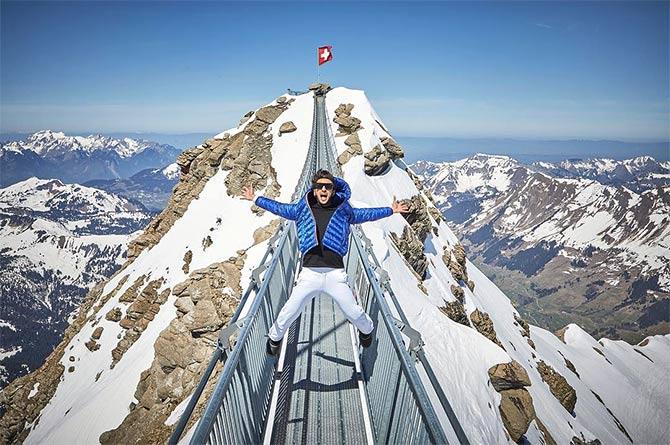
[470,309,503,348]
[99,257,243,444]
[308,82,331,96]
[499,388,536,442]
[443,243,470,284]
[451,284,465,303]
[537,360,577,413]
[488,360,536,442]
[333,103,362,136]
[278,121,296,135]
[127,100,292,261]
[390,226,428,279]
[364,145,391,176]
[440,300,470,326]
[399,195,432,242]
[380,136,405,159]
[515,313,531,338]
[112,279,169,367]
[488,361,531,391]
[337,133,363,166]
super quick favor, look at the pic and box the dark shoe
[359,330,372,348]
[266,337,281,356]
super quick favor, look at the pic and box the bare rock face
[390,225,428,279]
[571,435,602,445]
[451,284,465,303]
[227,102,292,203]
[128,100,292,261]
[440,300,470,326]
[555,325,569,343]
[278,121,297,135]
[399,195,432,242]
[471,309,503,348]
[499,388,536,443]
[337,133,364,166]
[488,361,531,391]
[488,359,537,442]
[564,357,580,378]
[537,360,577,412]
[514,313,531,338]
[112,279,169,368]
[183,299,222,334]
[202,235,213,250]
[427,205,443,224]
[105,307,122,322]
[333,103,362,136]
[252,219,281,246]
[99,258,243,445]
[380,136,405,159]
[364,145,391,176]
[91,326,104,340]
[443,243,470,284]
[182,250,192,274]
[309,82,332,96]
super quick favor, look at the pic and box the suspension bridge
[169,90,470,445]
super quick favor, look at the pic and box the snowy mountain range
[0,131,181,187]
[532,156,670,192]
[0,178,152,388]
[413,154,670,343]
[0,89,667,445]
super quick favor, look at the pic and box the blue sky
[1,1,668,141]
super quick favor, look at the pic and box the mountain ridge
[0,131,181,187]
[0,88,667,445]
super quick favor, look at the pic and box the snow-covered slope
[1,88,667,445]
[0,178,151,388]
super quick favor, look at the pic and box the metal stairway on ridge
[169,91,469,445]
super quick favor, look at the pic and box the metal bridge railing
[169,93,320,445]
[189,224,300,444]
[344,225,448,444]
[320,95,448,444]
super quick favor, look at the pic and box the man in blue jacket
[241,169,408,355]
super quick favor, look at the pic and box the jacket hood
[305,176,351,206]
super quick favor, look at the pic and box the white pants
[268,267,374,341]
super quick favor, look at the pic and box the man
[241,169,408,355]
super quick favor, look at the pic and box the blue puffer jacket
[255,176,392,257]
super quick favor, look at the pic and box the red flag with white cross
[318,46,333,65]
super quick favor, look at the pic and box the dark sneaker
[266,337,281,356]
[359,330,373,348]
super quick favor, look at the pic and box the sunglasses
[312,182,334,191]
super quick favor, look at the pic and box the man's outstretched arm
[240,185,298,221]
[350,198,409,224]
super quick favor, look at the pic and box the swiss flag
[318,46,333,65]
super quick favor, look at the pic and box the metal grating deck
[270,294,367,444]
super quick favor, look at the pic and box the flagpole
[317,48,320,83]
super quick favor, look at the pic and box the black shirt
[302,198,344,269]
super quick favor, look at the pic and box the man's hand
[391,198,409,214]
[241,184,255,201]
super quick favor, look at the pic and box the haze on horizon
[1,1,668,142]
